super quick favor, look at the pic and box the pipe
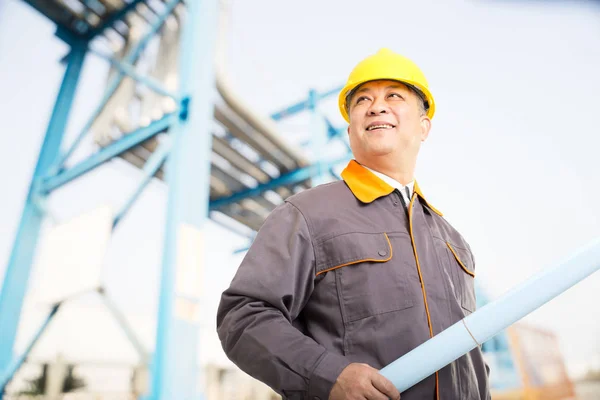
[214,0,309,171]
[215,76,309,169]
[380,237,600,392]
[214,103,297,171]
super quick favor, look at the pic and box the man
[217,48,490,400]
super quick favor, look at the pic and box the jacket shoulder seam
[285,200,318,277]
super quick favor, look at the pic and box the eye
[388,92,404,99]
[355,95,371,105]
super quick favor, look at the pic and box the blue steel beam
[325,117,345,140]
[320,85,345,102]
[22,1,77,38]
[209,156,350,211]
[270,85,343,121]
[51,0,182,175]
[0,304,61,394]
[86,0,148,39]
[0,42,86,376]
[41,114,175,194]
[233,244,251,254]
[113,137,172,228]
[90,48,178,99]
[270,99,309,121]
[325,117,351,151]
[100,291,149,362]
[150,0,219,398]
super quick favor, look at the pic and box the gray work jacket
[217,160,490,400]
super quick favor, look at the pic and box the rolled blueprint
[380,237,600,391]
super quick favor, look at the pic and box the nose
[367,96,389,115]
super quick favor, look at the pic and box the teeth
[367,124,393,131]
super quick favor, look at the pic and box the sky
[1,0,600,391]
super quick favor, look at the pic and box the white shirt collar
[362,165,414,202]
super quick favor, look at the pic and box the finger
[365,385,391,400]
[371,373,401,400]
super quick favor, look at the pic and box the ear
[419,116,432,142]
[347,126,351,136]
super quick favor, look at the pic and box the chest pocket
[315,232,414,323]
[443,241,477,313]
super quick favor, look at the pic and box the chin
[365,146,395,157]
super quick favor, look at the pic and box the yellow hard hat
[338,48,436,123]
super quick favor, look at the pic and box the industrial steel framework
[0,0,350,398]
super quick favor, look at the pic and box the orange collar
[340,160,443,216]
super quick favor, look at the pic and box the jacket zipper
[407,192,439,400]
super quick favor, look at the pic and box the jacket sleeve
[216,201,350,399]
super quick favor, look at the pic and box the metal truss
[0,0,352,398]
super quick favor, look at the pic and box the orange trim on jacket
[341,160,443,216]
[446,242,476,277]
[341,159,447,399]
[407,191,439,400]
[315,233,393,276]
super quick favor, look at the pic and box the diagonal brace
[0,304,61,393]
[90,48,178,99]
[50,0,182,175]
[113,137,172,228]
[209,156,350,210]
[270,85,343,121]
[41,114,175,194]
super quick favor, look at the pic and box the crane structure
[0,0,349,398]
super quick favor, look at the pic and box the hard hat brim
[338,78,436,123]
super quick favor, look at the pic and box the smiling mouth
[366,124,395,131]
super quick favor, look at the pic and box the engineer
[217,48,490,400]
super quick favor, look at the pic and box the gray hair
[344,81,429,117]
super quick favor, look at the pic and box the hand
[329,363,400,400]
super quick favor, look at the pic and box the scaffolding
[0,0,350,398]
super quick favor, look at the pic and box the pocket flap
[446,242,475,277]
[315,232,392,276]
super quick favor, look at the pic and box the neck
[358,155,416,186]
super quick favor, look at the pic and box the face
[347,80,431,164]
